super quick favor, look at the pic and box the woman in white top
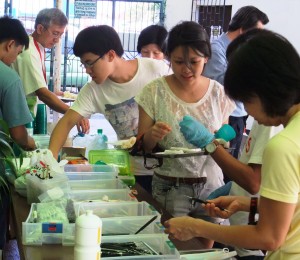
[135,21,235,248]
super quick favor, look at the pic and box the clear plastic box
[65,165,119,180]
[22,204,163,246]
[64,164,119,175]
[75,201,159,218]
[69,178,128,190]
[26,174,69,204]
[69,189,136,202]
[180,249,237,259]
[22,203,74,246]
[67,172,117,181]
[101,234,180,259]
[101,215,163,236]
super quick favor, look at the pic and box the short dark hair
[73,25,124,57]
[224,29,300,117]
[228,6,269,32]
[0,16,29,48]
[137,25,168,54]
[167,21,211,71]
[34,8,68,29]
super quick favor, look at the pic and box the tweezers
[185,195,230,213]
[134,215,158,234]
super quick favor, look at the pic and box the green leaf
[0,138,16,159]
[0,119,9,135]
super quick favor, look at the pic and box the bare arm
[165,196,294,251]
[211,146,261,194]
[137,106,171,152]
[9,125,36,151]
[49,109,83,159]
[35,88,90,133]
[35,88,69,114]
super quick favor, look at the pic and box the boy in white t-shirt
[49,25,171,191]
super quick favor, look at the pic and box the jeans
[229,115,248,159]
[152,174,222,223]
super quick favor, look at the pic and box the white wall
[165,0,300,54]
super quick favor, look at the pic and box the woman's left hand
[164,216,197,241]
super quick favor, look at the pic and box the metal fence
[1,0,166,92]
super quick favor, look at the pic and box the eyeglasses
[80,55,103,69]
[43,26,64,39]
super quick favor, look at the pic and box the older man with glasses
[12,8,89,134]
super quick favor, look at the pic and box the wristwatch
[205,139,220,154]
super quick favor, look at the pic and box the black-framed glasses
[80,55,102,69]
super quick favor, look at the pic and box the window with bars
[191,0,231,40]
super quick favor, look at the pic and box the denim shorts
[152,174,222,224]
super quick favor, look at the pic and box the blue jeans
[229,115,248,159]
[152,174,222,223]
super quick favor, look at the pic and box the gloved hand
[207,181,232,200]
[179,115,214,148]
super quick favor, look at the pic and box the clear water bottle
[93,129,108,150]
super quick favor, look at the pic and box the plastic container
[180,249,237,259]
[26,174,69,204]
[101,234,180,259]
[64,164,118,174]
[22,204,162,246]
[75,201,159,218]
[67,172,117,181]
[69,189,136,202]
[88,149,135,186]
[22,203,74,246]
[75,210,102,246]
[65,164,119,180]
[68,178,128,190]
[101,215,163,236]
[88,149,131,175]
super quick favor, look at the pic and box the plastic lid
[97,129,103,134]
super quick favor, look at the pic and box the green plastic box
[88,149,135,186]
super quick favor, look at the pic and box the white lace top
[135,77,235,181]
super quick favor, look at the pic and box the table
[10,183,206,260]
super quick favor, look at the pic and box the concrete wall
[165,0,300,54]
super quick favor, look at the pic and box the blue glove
[179,115,214,148]
[207,181,232,200]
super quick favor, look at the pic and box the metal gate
[1,0,165,92]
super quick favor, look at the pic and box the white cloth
[135,77,235,190]
[71,58,171,175]
[12,35,47,96]
[229,121,283,257]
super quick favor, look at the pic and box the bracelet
[248,197,258,225]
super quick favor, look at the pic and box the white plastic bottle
[74,210,102,260]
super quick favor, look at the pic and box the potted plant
[0,119,24,197]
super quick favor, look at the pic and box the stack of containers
[74,210,102,260]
